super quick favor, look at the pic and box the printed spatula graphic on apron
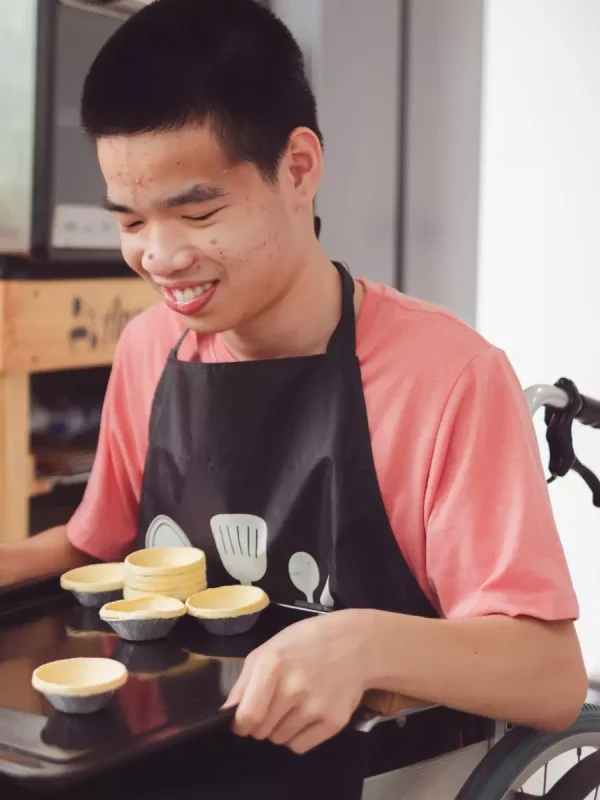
[210,514,268,585]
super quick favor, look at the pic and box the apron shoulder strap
[326,262,358,357]
[171,328,191,359]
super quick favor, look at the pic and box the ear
[281,127,323,206]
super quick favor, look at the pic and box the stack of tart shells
[123,547,207,602]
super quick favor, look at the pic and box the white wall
[315,0,403,285]
[402,0,484,328]
[270,0,320,84]
[477,0,600,675]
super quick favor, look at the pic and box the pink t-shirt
[67,280,579,621]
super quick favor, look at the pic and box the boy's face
[98,124,316,335]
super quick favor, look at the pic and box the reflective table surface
[0,578,494,792]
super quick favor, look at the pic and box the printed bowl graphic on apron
[145,515,192,549]
[288,552,320,602]
[210,514,268,585]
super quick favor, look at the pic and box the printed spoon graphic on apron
[288,552,320,602]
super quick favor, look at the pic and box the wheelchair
[358,378,600,800]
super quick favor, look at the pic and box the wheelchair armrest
[354,690,436,732]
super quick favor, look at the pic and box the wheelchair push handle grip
[577,394,600,429]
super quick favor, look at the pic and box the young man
[0,0,586,793]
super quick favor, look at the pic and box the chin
[175,310,229,336]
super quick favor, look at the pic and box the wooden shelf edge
[0,277,158,375]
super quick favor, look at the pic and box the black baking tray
[0,579,302,791]
[0,579,495,792]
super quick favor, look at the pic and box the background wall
[476,0,600,669]
[274,0,486,324]
[272,0,404,286]
[402,0,484,328]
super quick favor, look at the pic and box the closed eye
[183,207,225,222]
[121,206,224,231]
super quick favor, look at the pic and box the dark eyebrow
[164,184,227,208]
[103,197,132,214]
[103,183,227,215]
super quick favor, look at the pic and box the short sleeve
[424,346,580,621]
[66,331,143,562]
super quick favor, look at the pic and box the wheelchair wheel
[455,704,600,799]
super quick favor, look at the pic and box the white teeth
[170,283,214,305]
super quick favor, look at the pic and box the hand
[222,609,371,754]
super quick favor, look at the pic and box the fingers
[285,716,350,755]
[221,659,252,710]
[248,693,302,742]
[249,679,316,742]
[221,681,243,711]
[221,625,357,756]
[267,703,321,746]
[234,672,351,754]
[232,658,279,736]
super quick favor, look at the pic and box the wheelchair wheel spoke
[540,747,600,799]
[455,706,600,800]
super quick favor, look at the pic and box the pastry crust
[100,595,187,621]
[186,585,269,619]
[60,563,124,593]
[123,584,206,602]
[123,566,206,592]
[32,658,128,698]
[125,547,206,577]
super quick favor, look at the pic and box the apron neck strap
[326,262,357,357]
[171,329,190,359]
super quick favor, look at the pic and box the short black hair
[81,0,323,180]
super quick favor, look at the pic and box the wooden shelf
[0,277,157,374]
[0,277,158,543]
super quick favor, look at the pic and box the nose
[141,226,197,277]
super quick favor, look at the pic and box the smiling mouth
[160,281,219,315]
[170,284,215,304]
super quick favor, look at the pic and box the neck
[222,246,360,361]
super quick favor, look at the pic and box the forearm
[0,526,94,587]
[357,609,587,731]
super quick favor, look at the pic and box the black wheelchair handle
[577,394,600,429]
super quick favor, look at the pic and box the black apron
[136,262,438,798]
[138,263,436,617]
